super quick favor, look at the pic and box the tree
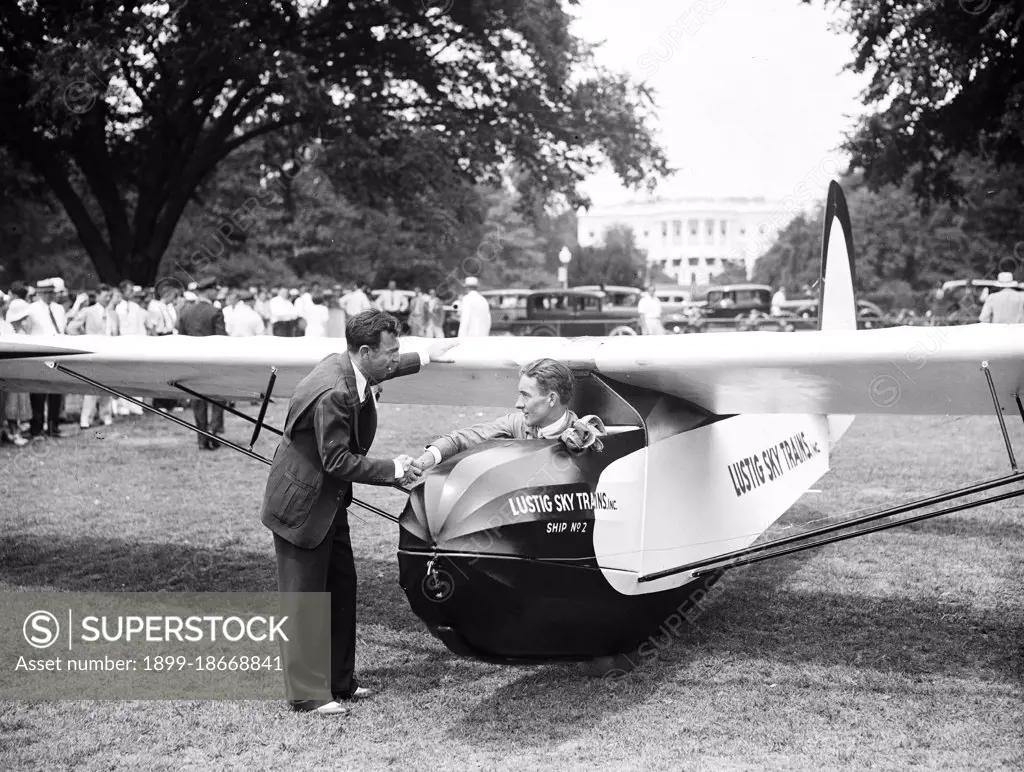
[815,0,1024,202]
[753,156,1024,309]
[569,224,647,287]
[0,0,670,284]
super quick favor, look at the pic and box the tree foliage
[815,0,1024,202]
[0,0,670,284]
[753,157,1024,309]
[568,224,647,287]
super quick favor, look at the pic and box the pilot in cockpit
[411,358,604,473]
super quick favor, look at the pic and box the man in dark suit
[177,277,226,449]
[261,309,454,715]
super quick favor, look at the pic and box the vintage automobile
[775,297,887,330]
[681,284,774,332]
[933,279,1024,323]
[502,289,641,336]
[573,285,642,310]
[481,288,533,334]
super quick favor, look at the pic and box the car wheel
[532,326,556,337]
[609,325,637,336]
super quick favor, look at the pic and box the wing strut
[170,378,284,445]
[248,367,277,450]
[982,361,1016,470]
[47,362,407,525]
[49,362,274,466]
[638,468,1024,583]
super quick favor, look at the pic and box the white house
[577,196,795,286]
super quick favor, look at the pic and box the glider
[2,182,1022,665]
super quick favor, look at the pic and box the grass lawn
[0,399,1021,770]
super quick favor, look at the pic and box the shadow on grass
[695,553,1021,683]
[0,534,430,637]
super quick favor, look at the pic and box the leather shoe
[335,686,371,701]
[291,699,348,715]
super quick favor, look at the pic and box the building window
[588,231,595,240]
[688,219,698,237]
[642,230,649,239]
[671,258,682,267]
[720,221,727,236]
[706,257,717,268]
[661,222,668,239]
[739,227,746,236]
[673,220,681,240]
[705,219,714,239]
[688,257,699,266]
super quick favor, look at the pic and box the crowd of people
[0,274,481,448]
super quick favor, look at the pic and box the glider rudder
[818,181,857,333]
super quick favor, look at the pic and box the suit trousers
[191,399,225,446]
[29,394,62,435]
[273,512,358,704]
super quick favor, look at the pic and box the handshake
[392,450,440,487]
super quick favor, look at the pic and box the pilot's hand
[412,451,436,472]
[426,339,459,362]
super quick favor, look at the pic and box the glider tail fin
[819,181,857,444]
[818,181,858,333]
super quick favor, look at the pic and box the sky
[569,0,872,207]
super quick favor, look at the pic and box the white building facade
[577,197,795,286]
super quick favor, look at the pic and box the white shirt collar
[535,410,570,439]
[351,358,371,402]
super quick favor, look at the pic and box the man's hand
[426,339,459,361]
[412,451,436,472]
[394,454,422,486]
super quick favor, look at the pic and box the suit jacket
[177,301,226,336]
[430,409,580,462]
[261,350,421,549]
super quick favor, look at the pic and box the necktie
[47,304,60,333]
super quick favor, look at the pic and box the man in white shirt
[112,281,146,415]
[375,280,407,314]
[979,272,1024,323]
[637,287,664,335]
[303,295,330,337]
[293,284,313,321]
[115,281,149,336]
[25,280,66,437]
[269,287,299,336]
[78,285,117,428]
[771,286,787,317]
[228,291,267,337]
[146,284,179,336]
[24,280,64,336]
[457,277,491,337]
[341,283,373,319]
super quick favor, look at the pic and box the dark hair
[9,280,28,300]
[346,309,400,351]
[519,358,575,405]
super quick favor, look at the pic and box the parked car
[573,285,642,310]
[681,284,774,332]
[481,289,532,334]
[504,289,641,336]
[776,297,887,329]
[934,279,1024,323]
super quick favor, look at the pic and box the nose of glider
[398,440,588,553]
